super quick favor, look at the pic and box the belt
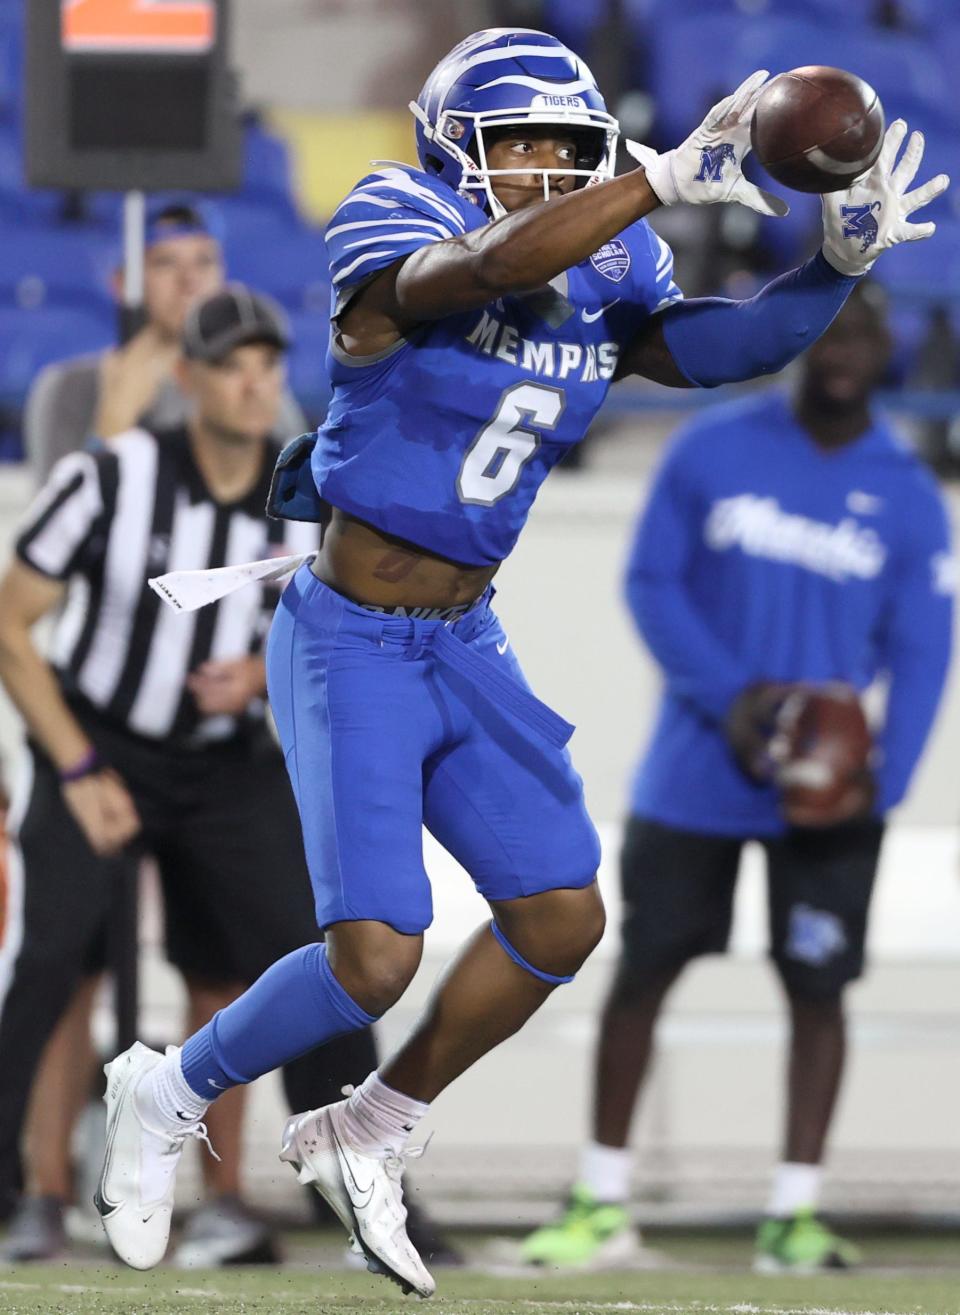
[148,554,575,751]
[432,624,574,750]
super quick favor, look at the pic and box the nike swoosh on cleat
[581,300,619,323]
[175,1110,194,1122]
[331,1126,376,1209]
[95,1077,128,1219]
[93,1182,121,1219]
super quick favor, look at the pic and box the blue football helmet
[410,28,620,218]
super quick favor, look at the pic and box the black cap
[182,284,291,363]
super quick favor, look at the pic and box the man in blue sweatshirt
[523,283,954,1273]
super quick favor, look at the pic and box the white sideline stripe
[0,1285,905,1315]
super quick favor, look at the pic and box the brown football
[750,66,885,194]
[772,684,874,828]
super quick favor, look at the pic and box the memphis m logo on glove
[840,202,882,253]
[822,120,948,274]
[695,143,737,183]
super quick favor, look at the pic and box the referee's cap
[182,284,291,364]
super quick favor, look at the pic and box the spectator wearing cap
[23,201,306,483]
[0,287,377,1266]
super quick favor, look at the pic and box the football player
[93,29,947,1295]
[520,282,953,1274]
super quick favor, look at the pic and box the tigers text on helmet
[410,29,620,219]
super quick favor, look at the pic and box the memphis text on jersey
[465,308,620,382]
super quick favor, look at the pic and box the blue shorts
[266,567,601,934]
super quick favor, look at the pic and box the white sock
[766,1161,823,1218]
[335,1071,429,1159]
[137,1048,210,1130]
[578,1140,632,1204]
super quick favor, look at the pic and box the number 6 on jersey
[457,382,566,506]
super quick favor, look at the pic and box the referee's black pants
[0,713,377,1215]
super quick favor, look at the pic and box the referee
[0,286,378,1264]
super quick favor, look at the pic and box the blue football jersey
[316,164,682,565]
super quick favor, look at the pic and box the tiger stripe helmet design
[410,28,620,218]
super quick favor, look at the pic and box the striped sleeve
[15,450,107,580]
[326,168,468,313]
[645,227,683,314]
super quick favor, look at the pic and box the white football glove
[820,119,950,276]
[625,70,788,218]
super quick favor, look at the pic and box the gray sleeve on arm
[23,359,101,485]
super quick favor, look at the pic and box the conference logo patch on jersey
[590,239,631,283]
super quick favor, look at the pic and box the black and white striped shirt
[16,426,317,745]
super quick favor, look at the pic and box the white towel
[148,552,317,613]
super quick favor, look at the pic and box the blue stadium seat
[900,0,960,28]
[0,226,116,313]
[885,301,935,385]
[0,7,23,119]
[224,221,329,315]
[213,192,301,238]
[646,12,744,144]
[897,123,960,224]
[726,18,944,118]
[936,20,960,126]
[871,218,960,303]
[0,304,115,407]
[645,0,878,25]
[748,169,822,265]
[543,0,614,56]
[285,310,332,423]
[648,13,944,149]
[0,128,72,223]
[241,118,299,215]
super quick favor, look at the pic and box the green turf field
[1,1229,959,1315]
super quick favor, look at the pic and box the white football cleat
[94,1042,217,1270]
[280,1104,435,1297]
